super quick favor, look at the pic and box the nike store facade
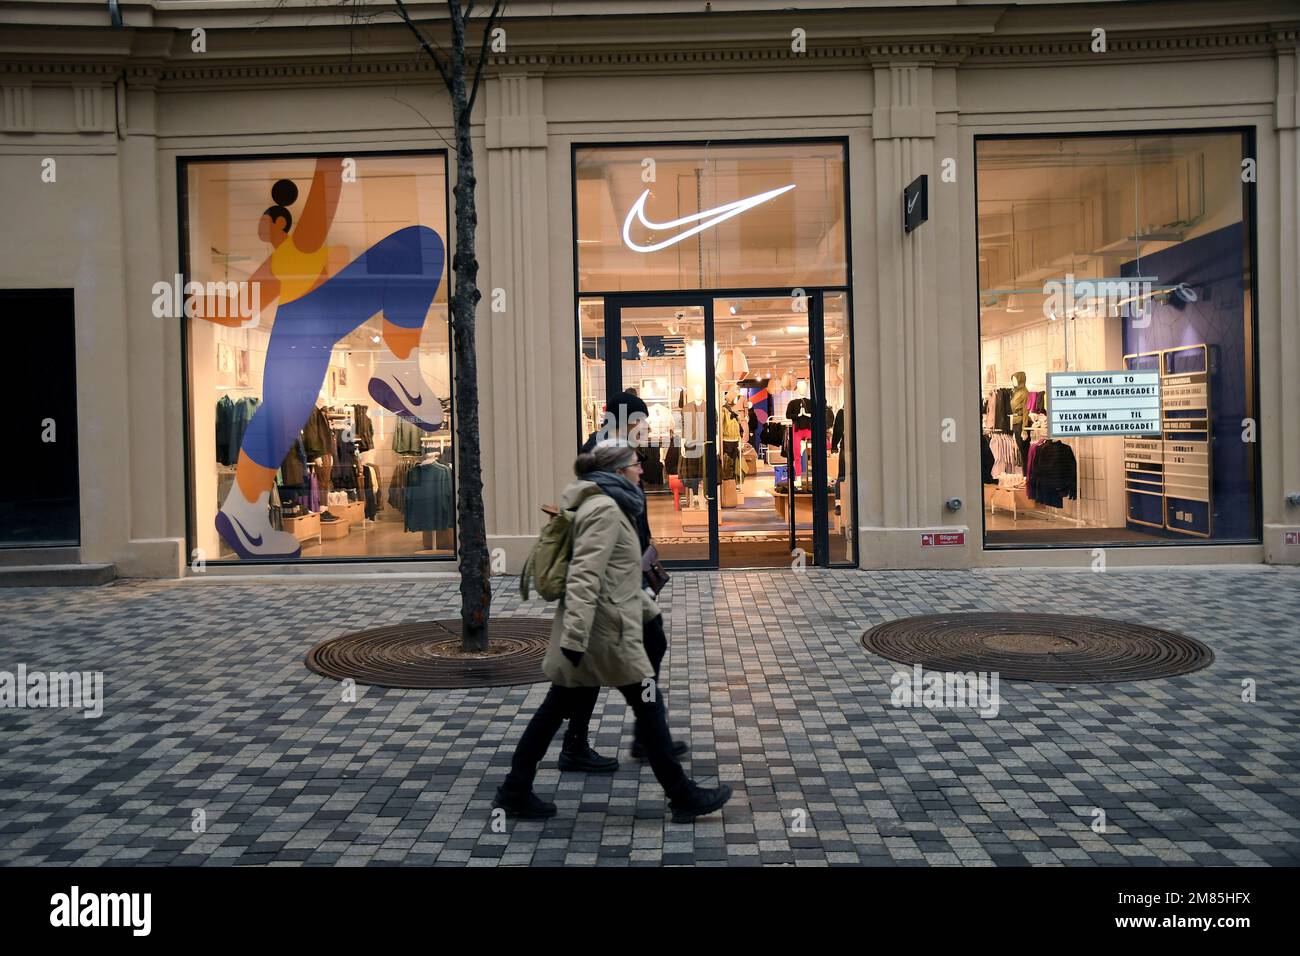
[1,0,1298,577]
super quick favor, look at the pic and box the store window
[575,141,854,568]
[976,131,1258,548]
[183,153,453,562]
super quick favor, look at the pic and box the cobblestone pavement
[1,567,1298,867]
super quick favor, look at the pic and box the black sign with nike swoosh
[904,174,928,234]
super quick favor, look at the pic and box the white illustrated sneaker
[368,357,445,431]
[215,486,301,560]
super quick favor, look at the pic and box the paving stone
[0,569,1297,867]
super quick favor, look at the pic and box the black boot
[669,782,734,824]
[493,784,557,819]
[558,742,619,773]
[632,738,688,760]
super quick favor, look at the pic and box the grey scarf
[587,470,645,521]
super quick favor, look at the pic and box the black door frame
[607,292,719,568]
[603,288,834,570]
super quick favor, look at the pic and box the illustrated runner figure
[201,158,446,559]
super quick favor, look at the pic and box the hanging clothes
[330,430,361,491]
[216,396,235,466]
[301,406,332,461]
[404,460,455,532]
[664,441,680,477]
[362,464,383,519]
[392,418,424,456]
[1026,440,1077,507]
[991,388,1012,433]
[216,395,261,466]
[277,437,310,500]
[987,432,1021,477]
[678,401,706,487]
[641,445,664,486]
[350,403,375,451]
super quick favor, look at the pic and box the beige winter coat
[542,480,659,689]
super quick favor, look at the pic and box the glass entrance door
[599,291,840,569]
[605,298,718,566]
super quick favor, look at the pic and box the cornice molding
[1,24,1296,84]
[966,27,1280,64]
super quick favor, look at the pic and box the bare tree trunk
[446,2,490,652]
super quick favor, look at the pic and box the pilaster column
[115,66,182,575]
[863,47,968,566]
[480,61,552,564]
[1267,31,1300,563]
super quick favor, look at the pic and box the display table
[772,486,835,524]
[283,512,321,543]
[339,500,366,527]
[320,517,350,541]
[985,481,1036,520]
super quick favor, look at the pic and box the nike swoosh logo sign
[230,515,263,548]
[622,184,796,253]
[396,380,423,407]
[907,193,919,214]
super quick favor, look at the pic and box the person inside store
[195,158,448,560]
[563,390,689,771]
[494,440,732,822]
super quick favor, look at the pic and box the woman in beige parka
[493,440,732,823]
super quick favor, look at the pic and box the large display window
[575,141,854,568]
[182,152,454,563]
[975,131,1259,548]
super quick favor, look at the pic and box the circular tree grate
[306,618,552,689]
[860,613,1213,683]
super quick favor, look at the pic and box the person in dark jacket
[563,390,687,773]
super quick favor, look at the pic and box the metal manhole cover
[305,618,551,689]
[860,613,1213,683]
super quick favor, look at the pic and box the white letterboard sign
[1047,371,1162,437]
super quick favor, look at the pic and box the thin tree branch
[386,91,459,157]
[392,0,454,92]
[466,0,506,117]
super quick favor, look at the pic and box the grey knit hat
[577,439,638,475]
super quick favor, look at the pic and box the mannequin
[679,384,707,505]
[786,378,814,478]
[1010,371,1030,474]
[719,397,745,490]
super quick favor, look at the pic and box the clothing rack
[1028,436,1086,526]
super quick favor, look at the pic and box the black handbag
[641,544,670,597]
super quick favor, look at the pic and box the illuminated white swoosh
[622,183,796,253]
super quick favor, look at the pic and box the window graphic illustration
[194,158,447,560]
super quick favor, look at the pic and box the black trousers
[564,614,667,747]
[502,676,689,801]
